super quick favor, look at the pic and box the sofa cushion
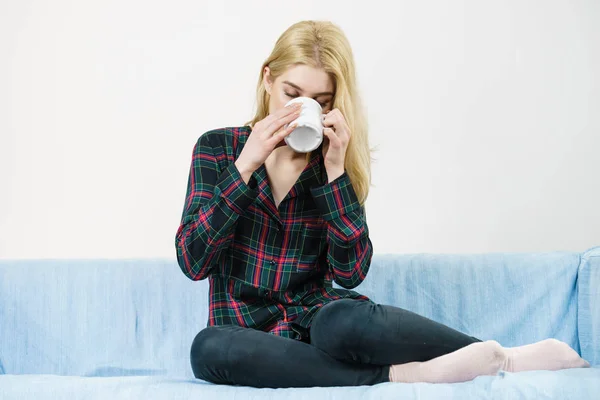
[0,370,599,400]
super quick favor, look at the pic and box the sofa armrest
[577,245,600,365]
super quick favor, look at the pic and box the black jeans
[190,298,483,388]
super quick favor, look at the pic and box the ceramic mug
[283,96,325,153]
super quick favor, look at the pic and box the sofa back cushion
[0,250,589,377]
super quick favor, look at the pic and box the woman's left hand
[321,108,350,182]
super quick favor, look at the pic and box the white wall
[1,0,598,259]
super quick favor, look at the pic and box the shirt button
[270,259,276,265]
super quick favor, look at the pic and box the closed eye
[284,92,328,108]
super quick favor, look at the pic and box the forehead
[278,64,334,95]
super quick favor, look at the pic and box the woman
[174,20,589,388]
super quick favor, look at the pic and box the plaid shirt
[175,126,374,341]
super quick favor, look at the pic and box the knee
[190,326,228,381]
[311,299,369,357]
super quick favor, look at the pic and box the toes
[548,339,588,368]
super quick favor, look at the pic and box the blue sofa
[1,246,599,399]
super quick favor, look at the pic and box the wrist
[326,167,345,183]
[234,159,256,184]
[235,159,256,174]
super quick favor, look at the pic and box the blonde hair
[244,20,373,206]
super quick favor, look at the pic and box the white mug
[283,97,325,153]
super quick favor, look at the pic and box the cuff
[216,163,259,214]
[309,171,361,221]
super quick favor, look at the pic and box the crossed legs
[190,298,590,387]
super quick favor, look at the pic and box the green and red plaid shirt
[175,125,374,341]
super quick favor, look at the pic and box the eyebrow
[282,81,334,96]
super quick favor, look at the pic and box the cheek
[269,92,288,114]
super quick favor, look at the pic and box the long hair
[243,20,373,206]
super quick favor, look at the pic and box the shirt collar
[240,125,325,220]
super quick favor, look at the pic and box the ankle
[501,347,516,372]
[388,361,423,383]
[483,340,509,374]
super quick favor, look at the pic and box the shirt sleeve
[309,172,374,289]
[175,133,259,281]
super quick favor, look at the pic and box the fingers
[322,109,350,142]
[263,103,302,134]
[324,109,347,129]
[269,122,298,147]
[322,127,342,148]
[264,107,301,138]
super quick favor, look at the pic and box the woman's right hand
[235,102,302,176]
